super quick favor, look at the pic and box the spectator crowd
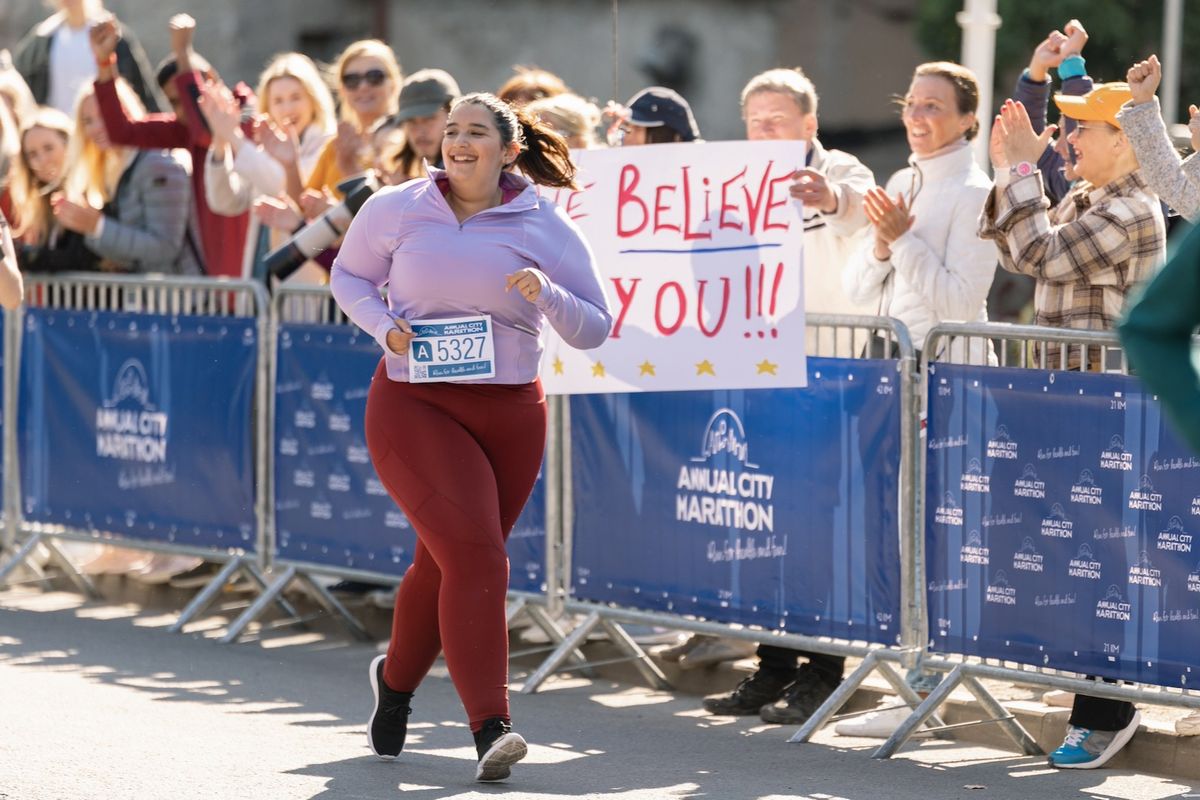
[4,0,1200,774]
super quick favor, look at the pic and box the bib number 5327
[407,314,496,383]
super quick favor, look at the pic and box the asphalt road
[1,586,1197,800]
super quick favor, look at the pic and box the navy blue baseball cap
[625,86,700,141]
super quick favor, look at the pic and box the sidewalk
[2,581,1199,799]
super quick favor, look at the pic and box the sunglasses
[342,69,387,90]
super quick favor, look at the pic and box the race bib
[407,314,496,382]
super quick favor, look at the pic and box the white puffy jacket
[842,140,997,361]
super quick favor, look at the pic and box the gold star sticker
[756,359,778,375]
[591,362,606,377]
[639,360,656,376]
[552,357,564,375]
[695,360,716,376]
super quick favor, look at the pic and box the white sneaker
[1042,690,1075,708]
[834,702,930,738]
[1176,711,1200,736]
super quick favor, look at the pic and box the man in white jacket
[699,67,876,726]
[742,68,878,321]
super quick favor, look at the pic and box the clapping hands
[863,187,913,261]
[990,99,1056,172]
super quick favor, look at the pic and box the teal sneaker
[1048,710,1140,769]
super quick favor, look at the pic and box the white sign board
[540,140,807,394]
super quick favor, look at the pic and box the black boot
[759,664,841,724]
[367,654,413,759]
[473,717,528,782]
[702,668,796,715]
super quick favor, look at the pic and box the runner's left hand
[506,268,547,303]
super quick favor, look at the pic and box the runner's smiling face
[442,103,520,194]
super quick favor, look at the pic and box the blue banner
[273,323,547,591]
[19,309,257,549]
[925,364,1200,687]
[569,357,902,644]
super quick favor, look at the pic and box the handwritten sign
[541,140,806,394]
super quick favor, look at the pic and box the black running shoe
[367,654,412,759]
[473,717,528,782]
[701,668,796,715]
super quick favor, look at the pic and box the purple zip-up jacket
[331,167,612,384]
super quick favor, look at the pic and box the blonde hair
[0,66,37,129]
[331,39,401,125]
[0,94,18,187]
[63,79,144,208]
[526,93,601,149]
[741,67,819,116]
[10,106,72,244]
[497,66,568,106]
[255,52,336,137]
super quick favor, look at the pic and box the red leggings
[364,359,546,730]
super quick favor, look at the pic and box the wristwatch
[1010,161,1036,178]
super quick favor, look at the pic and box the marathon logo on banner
[1041,503,1073,539]
[933,491,963,526]
[1129,475,1164,511]
[1099,434,1134,471]
[1096,585,1132,621]
[1188,561,1200,593]
[673,409,783,558]
[1068,542,1103,581]
[960,458,990,493]
[95,359,173,489]
[959,529,989,565]
[539,141,808,394]
[1157,516,1193,554]
[1129,551,1163,587]
[987,425,1018,460]
[986,570,1017,605]
[1070,469,1103,505]
[1014,463,1046,499]
[1012,537,1044,573]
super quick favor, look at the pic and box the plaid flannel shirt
[979,170,1165,368]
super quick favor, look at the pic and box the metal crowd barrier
[871,321,1200,760]
[0,274,298,631]
[217,285,574,648]
[522,315,929,705]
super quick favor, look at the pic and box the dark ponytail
[512,104,577,189]
[452,92,578,189]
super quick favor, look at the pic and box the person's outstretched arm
[1121,55,1200,223]
[90,17,187,149]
